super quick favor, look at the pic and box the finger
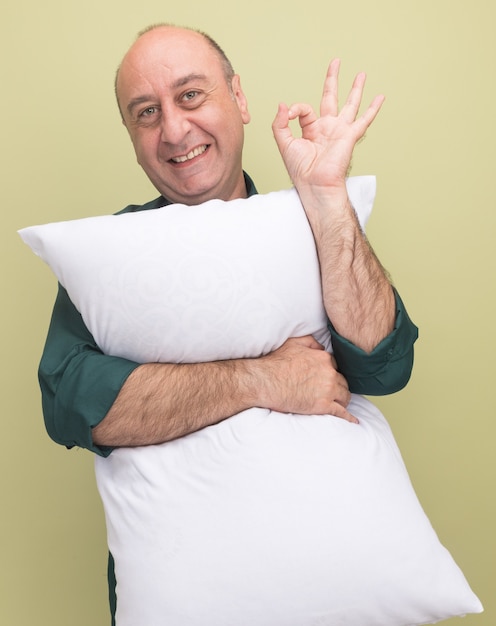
[360,94,386,129]
[272,101,290,129]
[340,71,367,122]
[350,93,385,142]
[328,402,359,424]
[320,58,340,117]
[286,102,318,128]
[334,374,352,407]
[272,102,294,153]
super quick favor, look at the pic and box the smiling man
[38,24,418,623]
[116,27,250,205]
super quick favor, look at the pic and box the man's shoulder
[115,196,170,215]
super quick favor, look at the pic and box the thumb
[271,102,293,153]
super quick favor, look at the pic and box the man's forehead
[128,28,215,68]
[120,34,220,87]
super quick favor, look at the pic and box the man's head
[116,24,251,205]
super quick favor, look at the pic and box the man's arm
[92,335,356,447]
[40,286,355,454]
[272,59,396,353]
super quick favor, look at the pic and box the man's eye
[183,91,198,101]
[139,106,158,117]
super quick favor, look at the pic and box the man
[39,23,418,621]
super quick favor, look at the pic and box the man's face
[116,27,251,205]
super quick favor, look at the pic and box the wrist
[295,184,361,244]
[234,354,276,411]
[296,180,355,216]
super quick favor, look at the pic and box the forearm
[92,359,258,447]
[298,185,395,353]
[92,334,357,448]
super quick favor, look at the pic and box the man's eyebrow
[126,74,209,115]
[127,96,155,115]
[172,73,208,88]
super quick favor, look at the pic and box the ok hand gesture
[272,59,385,195]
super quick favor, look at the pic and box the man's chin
[156,182,221,206]
[155,174,242,206]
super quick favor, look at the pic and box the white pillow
[19,177,482,626]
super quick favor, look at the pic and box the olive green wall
[2,0,494,624]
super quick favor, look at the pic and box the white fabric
[19,177,482,625]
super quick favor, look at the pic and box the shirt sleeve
[328,288,419,396]
[38,285,139,457]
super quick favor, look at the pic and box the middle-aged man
[38,23,418,622]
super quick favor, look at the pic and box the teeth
[172,145,207,163]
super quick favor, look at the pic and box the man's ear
[232,75,251,124]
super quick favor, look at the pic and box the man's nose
[159,106,192,145]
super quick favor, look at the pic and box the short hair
[138,23,235,82]
[115,23,235,117]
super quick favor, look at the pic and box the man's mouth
[170,145,208,163]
